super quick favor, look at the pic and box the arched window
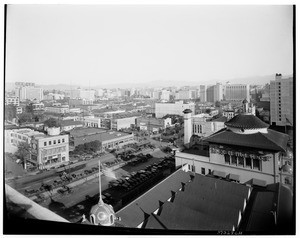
[224,154,230,164]
[90,214,96,225]
[110,215,114,224]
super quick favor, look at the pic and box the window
[191,165,195,172]
[208,169,212,175]
[62,156,66,161]
[246,157,252,168]
[62,139,65,143]
[238,157,244,167]
[201,167,205,175]
[58,139,60,144]
[44,142,47,146]
[285,177,292,185]
[231,155,237,166]
[49,141,52,145]
[53,140,56,144]
[253,159,261,170]
[225,154,230,164]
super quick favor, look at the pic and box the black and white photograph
[3,3,295,235]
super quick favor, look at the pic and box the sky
[5,5,293,87]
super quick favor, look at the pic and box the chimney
[183,109,192,148]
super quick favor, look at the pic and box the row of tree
[71,140,101,155]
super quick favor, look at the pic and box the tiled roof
[225,114,269,129]
[204,128,288,151]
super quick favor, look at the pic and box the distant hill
[5,74,293,90]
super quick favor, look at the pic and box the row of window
[42,146,67,156]
[11,133,27,140]
[44,138,65,146]
[224,154,261,170]
[193,124,203,134]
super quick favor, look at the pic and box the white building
[176,90,192,100]
[224,84,250,102]
[19,87,43,102]
[111,116,137,130]
[155,101,195,118]
[161,90,171,101]
[5,97,20,106]
[45,106,70,114]
[270,74,293,127]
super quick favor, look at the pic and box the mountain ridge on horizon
[5,74,293,91]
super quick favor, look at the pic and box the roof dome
[281,164,293,174]
[90,201,116,226]
[225,114,269,130]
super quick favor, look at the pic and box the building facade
[136,117,172,132]
[224,84,250,102]
[19,87,43,102]
[111,117,137,130]
[176,111,289,185]
[270,74,293,126]
[5,97,20,106]
[155,101,195,118]
[199,85,207,102]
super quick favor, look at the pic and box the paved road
[39,149,168,210]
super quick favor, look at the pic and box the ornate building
[176,103,290,185]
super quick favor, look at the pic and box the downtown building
[155,101,195,118]
[206,83,223,103]
[270,74,293,127]
[224,84,250,102]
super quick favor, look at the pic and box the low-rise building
[45,106,70,114]
[31,128,69,169]
[60,120,83,132]
[68,128,134,151]
[136,117,172,133]
[155,101,195,118]
[112,116,137,130]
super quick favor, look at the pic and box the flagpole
[98,160,103,205]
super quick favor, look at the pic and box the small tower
[89,161,117,226]
[183,109,192,147]
[242,99,249,115]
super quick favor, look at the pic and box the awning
[212,170,227,178]
[252,178,267,187]
[229,174,240,181]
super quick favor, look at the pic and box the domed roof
[90,201,116,226]
[183,109,192,114]
[281,164,293,174]
[225,114,269,129]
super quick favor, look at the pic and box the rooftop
[204,128,289,151]
[69,127,107,137]
[117,170,250,230]
[225,114,269,129]
[60,120,83,127]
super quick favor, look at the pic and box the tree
[215,100,221,108]
[18,112,33,124]
[205,108,212,114]
[25,103,34,114]
[44,118,61,128]
[15,142,31,169]
[5,104,16,121]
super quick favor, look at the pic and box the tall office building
[224,84,250,101]
[214,83,223,102]
[270,74,293,126]
[199,85,207,102]
[19,87,43,102]
[161,90,171,101]
[206,85,214,102]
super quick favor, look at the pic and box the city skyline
[6,5,293,87]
